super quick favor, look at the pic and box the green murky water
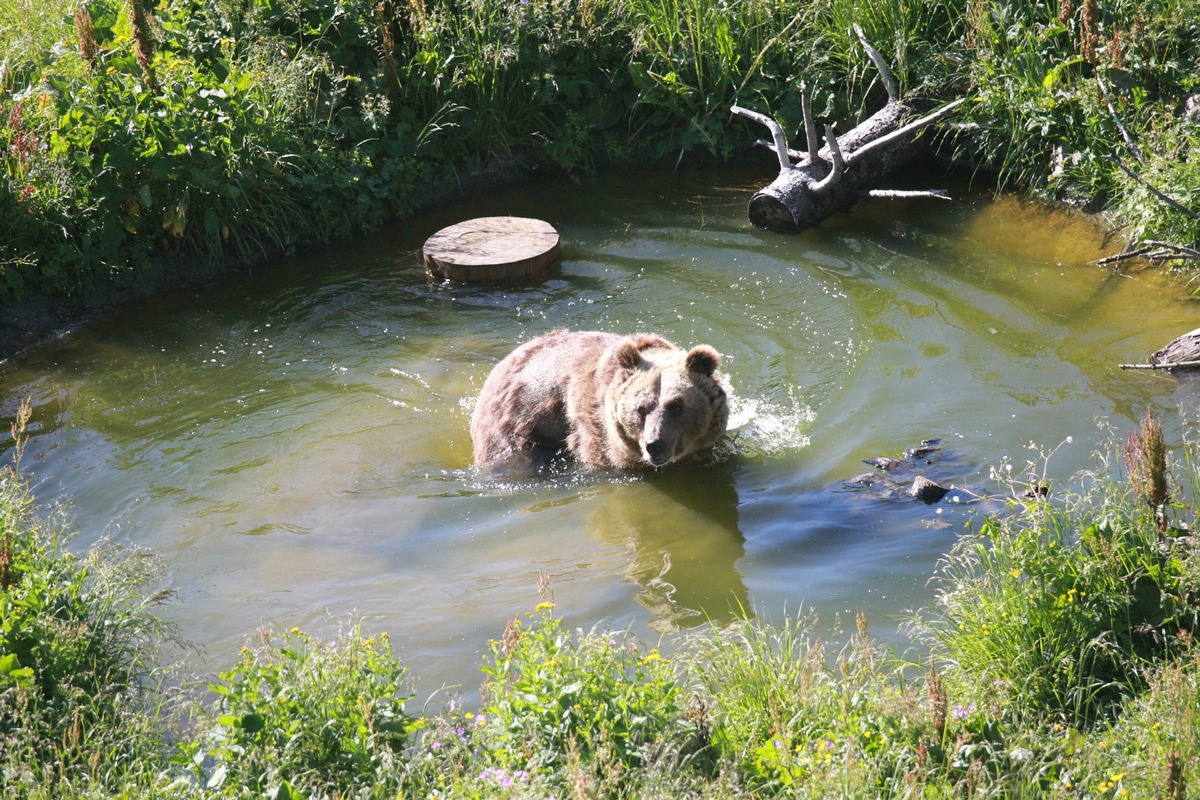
[2,163,1197,699]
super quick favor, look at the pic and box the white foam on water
[718,383,814,461]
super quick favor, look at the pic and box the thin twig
[811,124,843,193]
[1147,252,1200,262]
[752,138,805,162]
[1096,245,1153,266]
[1106,155,1200,221]
[801,88,819,164]
[1096,72,1144,163]
[1144,240,1200,258]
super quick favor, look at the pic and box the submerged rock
[863,456,907,471]
[843,435,969,506]
[906,444,942,460]
[845,472,884,487]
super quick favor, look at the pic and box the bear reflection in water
[587,461,748,632]
[471,329,730,470]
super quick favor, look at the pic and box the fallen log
[1120,327,1200,371]
[732,25,964,233]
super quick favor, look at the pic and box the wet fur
[471,330,728,469]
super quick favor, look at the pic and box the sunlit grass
[4,0,1200,298]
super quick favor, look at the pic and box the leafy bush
[477,603,691,791]
[183,624,419,798]
[681,612,939,795]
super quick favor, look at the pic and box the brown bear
[471,329,729,469]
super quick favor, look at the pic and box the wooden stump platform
[423,216,560,283]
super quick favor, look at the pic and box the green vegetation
[3,0,1200,300]
[1,400,178,797]
[6,1,1200,793]
[2,405,1199,797]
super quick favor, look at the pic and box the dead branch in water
[731,26,964,233]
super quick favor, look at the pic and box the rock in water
[909,475,950,504]
[864,456,907,471]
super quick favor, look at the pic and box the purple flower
[480,767,530,787]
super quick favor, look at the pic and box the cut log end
[748,192,800,233]
[423,216,561,283]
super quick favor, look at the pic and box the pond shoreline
[0,167,538,364]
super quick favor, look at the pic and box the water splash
[718,383,814,460]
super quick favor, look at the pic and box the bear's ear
[614,340,644,371]
[632,334,672,352]
[685,345,720,376]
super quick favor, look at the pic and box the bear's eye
[637,403,653,419]
[664,399,684,417]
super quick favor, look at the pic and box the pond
[2,162,1197,703]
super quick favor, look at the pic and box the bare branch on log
[812,124,844,193]
[853,24,898,103]
[801,90,819,164]
[847,98,967,166]
[731,105,794,172]
[753,138,806,162]
[1120,360,1200,370]
[1096,72,1143,163]
[733,30,965,232]
[865,189,950,200]
[1106,155,1200,221]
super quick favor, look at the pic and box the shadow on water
[588,460,747,633]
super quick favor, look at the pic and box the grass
[4,403,1200,797]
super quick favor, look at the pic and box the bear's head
[607,338,729,467]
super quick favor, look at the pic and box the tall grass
[918,429,1200,729]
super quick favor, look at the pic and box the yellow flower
[534,601,555,612]
[290,626,300,634]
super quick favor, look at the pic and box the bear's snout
[645,437,673,466]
